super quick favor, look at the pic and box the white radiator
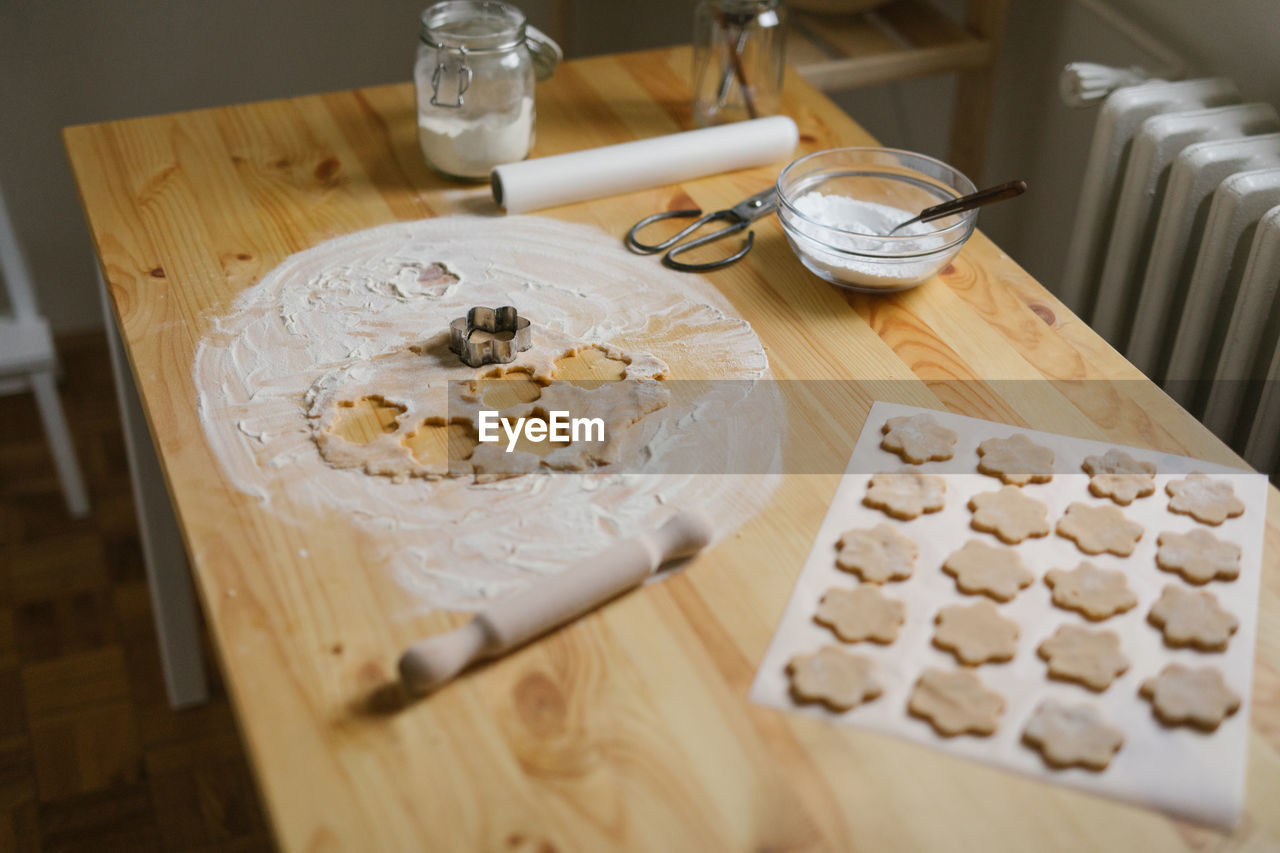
[1059,69,1280,478]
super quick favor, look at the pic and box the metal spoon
[889,179,1027,234]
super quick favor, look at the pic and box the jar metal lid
[419,1,561,80]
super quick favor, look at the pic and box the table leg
[99,271,209,709]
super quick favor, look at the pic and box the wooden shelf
[789,0,994,90]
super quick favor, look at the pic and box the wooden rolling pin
[398,509,715,696]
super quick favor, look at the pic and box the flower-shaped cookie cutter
[448,306,532,368]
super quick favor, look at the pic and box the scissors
[625,187,778,272]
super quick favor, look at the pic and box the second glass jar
[692,0,787,127]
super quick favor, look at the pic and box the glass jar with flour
[414,1,560,180]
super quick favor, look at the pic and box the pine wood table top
[64,46,1280,851]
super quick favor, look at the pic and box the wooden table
[65,47,1280,851]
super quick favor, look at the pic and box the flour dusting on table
[193,216,780,612]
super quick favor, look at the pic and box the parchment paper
[750,401,1268,828]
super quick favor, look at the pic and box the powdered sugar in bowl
[776,147,977,292]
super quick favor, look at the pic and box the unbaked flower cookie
[1044,561,1138,621]
[835,524,917,583]
[932,599,1020,665]
[941,539,1034,602]
[1056,502,1144,556]
[880,413,958,464]
[1147,585,1239,651]
[1166,474,1246,525]
[1082,449,1157,505]
[1140,663,1240,730]
[1022,700,1125,771]
[908,668,1004,737]
[813,586,905,645]
[977,434,1055,485]
[863,469,946,520]
[1036,624,1129,691]
[786,646,883,712]
[968,486,1050,544]
[1155,528,1241,585]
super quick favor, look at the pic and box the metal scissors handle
[626,187,778,272]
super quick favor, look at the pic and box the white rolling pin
[398,509,715,696]
[490,116,799,214]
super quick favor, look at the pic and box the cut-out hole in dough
[331,395,407,445]
[477,367,544,410]
[403,417,479,472]
[502,407,572,458]
[552,346,629,389]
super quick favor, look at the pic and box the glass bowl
[775,147,978,292]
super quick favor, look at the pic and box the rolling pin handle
[397,509,715,697]
[398,621,490,696]
[651,508,715,563]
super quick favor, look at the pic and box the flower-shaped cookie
[1140,663,1240,730]
[942,540,1034,602]
[908,668,1004,737]
[1056,502,1144,556]
[813,586,905,645]
[1166,474,1246,525]
[786,646,883,711]
[1022,700,1124,771]
[1082,449,1156,505]
[1036,624,1129,691]
[1155,528,1241,584]
[968,486,1050,543]
[835,524,917,583]
[932,599,1019,665]
[1147,585,1239,651]
[1044,561,1137,621]
[977,434,1055,485]
[863,470,946,520]
[880,413,958,464]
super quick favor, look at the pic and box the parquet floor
[1,333,274,852]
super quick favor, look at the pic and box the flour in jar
[419,96,534,179]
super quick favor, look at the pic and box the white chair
[0,183,90,518]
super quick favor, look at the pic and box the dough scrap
[1022,700,1124,771]
[1056,502,1144,556]
[786,646,883,711]
[908,668,1004,737]
[1044,561,1137,621]
[977,434,1055,485]
[1155,528,1241,585]
[968,486,1050,544]
[1037,624,1129,691]
[932,599,1020,665]
[813,586,905,644]
[1147,584,1239,651]
[1082,449,1156,505]
[835,524,917,583]
[1140,663,1240,731]
[863,469,946,520]
[1166,474,1246,525]
[309,332,670,483]
[880,413,958,464]
[942,539,1034,601]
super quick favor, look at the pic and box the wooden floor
[1,333,273,852]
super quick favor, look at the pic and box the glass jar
[414,1,560,181]
[692,0,787,127]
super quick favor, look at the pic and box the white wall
[0,0,683,331]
